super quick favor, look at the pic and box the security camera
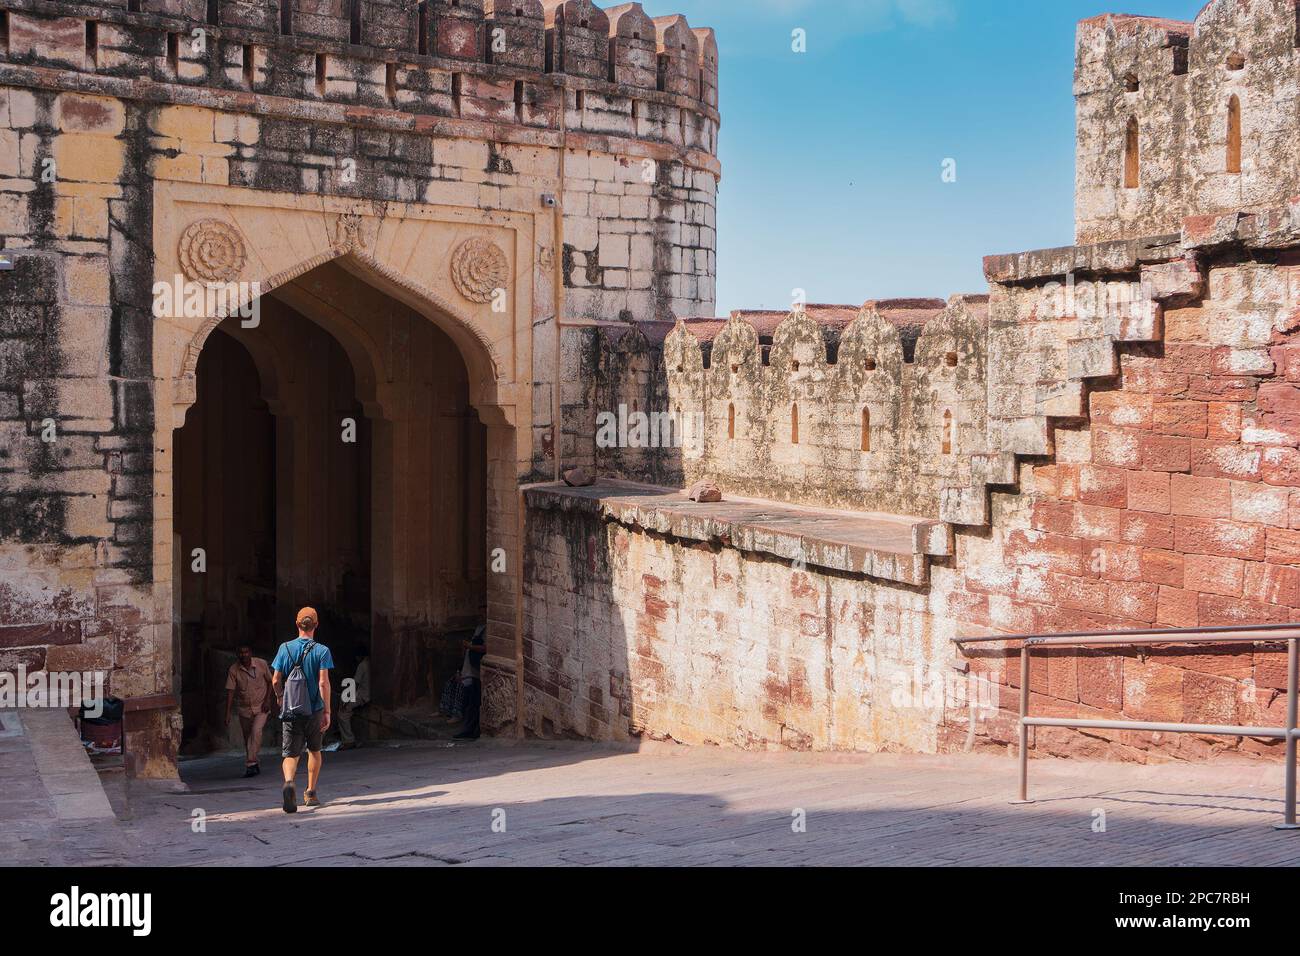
[540,194,558,208]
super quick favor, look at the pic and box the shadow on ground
[29,741,1287,867]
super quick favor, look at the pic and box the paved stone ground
[17,739,1297,866]
[0,709,124,866]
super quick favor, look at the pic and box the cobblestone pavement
[15,739,1296,866]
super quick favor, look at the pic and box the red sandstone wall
[547,235,1300,761]
[943,259,1300,761]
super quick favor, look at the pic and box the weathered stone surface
[4,0,1300,772]
[0,1,720,776]
[1075,2,1300,245]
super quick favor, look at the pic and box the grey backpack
[280,640,315,719]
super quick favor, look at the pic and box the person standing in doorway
[454,625,486,741]
[224,644,274,777]
[271,607,334,813]
[337,643,370,749]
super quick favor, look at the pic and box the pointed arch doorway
[171,260,491,753]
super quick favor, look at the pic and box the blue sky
[663,0,1203,315]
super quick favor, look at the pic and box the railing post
[1278,637,1299,831]
[1012,643,1033,804]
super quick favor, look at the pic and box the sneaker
[304,791,321,807]
[281,782,297,814]
[243,765,258,778]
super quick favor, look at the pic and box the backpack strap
[296,639,314,669]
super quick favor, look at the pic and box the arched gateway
[0,0,720,776]
[157,187,533,761]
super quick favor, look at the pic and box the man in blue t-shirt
[271,607,335,813]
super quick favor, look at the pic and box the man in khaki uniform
[225,644,275,777]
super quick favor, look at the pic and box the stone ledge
[983,234,1181,285]
[524,479,951,586]
[986,200,1300,286]
[1182,198,1300,251]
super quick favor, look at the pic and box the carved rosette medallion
[178,219,247,283]
[450,237,510,304]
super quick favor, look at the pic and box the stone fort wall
[0,0,719,773]
[521,0,1300,761]
[1074,1,1300,243]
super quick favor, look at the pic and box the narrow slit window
[1123,116,1140,189]
[514,80,525,122]
[727,403,735,440]
[206,0,218,25]
[281,0,293,34]
[167,32,179,74]
[1227,95,1242,173]
[0,12,8,56]
[417,2,427,54]
[315,54,327,95]
[452,73,463,116]
[861,408,871,452]
[386,62,398,102]
[791,404,799,445]
[243,44,256,89]
[350,0,362,44]
[942,410,953,456]
[85,21,98,69]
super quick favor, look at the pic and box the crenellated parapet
[0,0,720,161]
[594,297,995,537]
[544,0,609,80]
[605,3,656,88]
[484,1,546,71]
[1075,0,1300,243]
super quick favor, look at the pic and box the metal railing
[953,623,1300,830]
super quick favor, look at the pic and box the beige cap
[296,607,319,631]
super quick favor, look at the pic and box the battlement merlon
[0,0,720,165]
[1073,0,1300,246]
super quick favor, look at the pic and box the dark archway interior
[174,268,488,756]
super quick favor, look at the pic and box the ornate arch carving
[175,245,508,423]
